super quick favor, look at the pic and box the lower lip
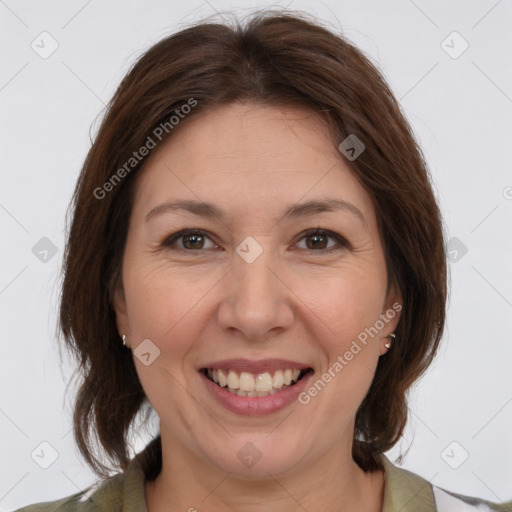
[199,370,314,416]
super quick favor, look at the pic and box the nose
[216,242,295,342]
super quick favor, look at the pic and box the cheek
[298,270,384,410]
[123,266,209,414]
[124,260,217,336]
[302,269,385,342]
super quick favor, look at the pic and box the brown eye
[163,230,217,251]
[296,228,348,252]
[306,232,328,249]
[182,233,205,249]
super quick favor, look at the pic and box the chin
[201,435,307,479]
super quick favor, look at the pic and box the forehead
[131,102,376,227]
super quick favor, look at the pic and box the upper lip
[199,358,312,374]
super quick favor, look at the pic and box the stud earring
[385,332,395,349]
[122,334,127,346]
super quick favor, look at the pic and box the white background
[1,0,511,509]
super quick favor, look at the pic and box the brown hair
[59,8,447,478]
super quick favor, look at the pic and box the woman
[16,9,510,512]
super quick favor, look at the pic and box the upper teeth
[207,368,302,393]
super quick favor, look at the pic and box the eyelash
[161,228,349,254]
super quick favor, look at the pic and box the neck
[145,430,385,512]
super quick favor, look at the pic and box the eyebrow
[145,198,368,229]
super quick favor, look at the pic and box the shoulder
[13,474,125,512]
[15,436,160,512]
[380,454,512,512]
[433,486,512,512]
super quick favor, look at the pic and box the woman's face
[114,102,401,478]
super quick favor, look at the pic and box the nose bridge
[217,237,294,339]
[236,245,275,292]
[233,237,280,307]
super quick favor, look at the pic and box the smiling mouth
[200,367,314,397]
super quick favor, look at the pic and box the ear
[112,281,130,343]
[379,280,402,354]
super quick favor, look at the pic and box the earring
[385,332,395,349]
[122,334,127,346]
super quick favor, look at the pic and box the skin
[113,102,402,512]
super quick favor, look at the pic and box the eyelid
[161,228,349,252]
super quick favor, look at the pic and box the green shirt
[15,439,511,511]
